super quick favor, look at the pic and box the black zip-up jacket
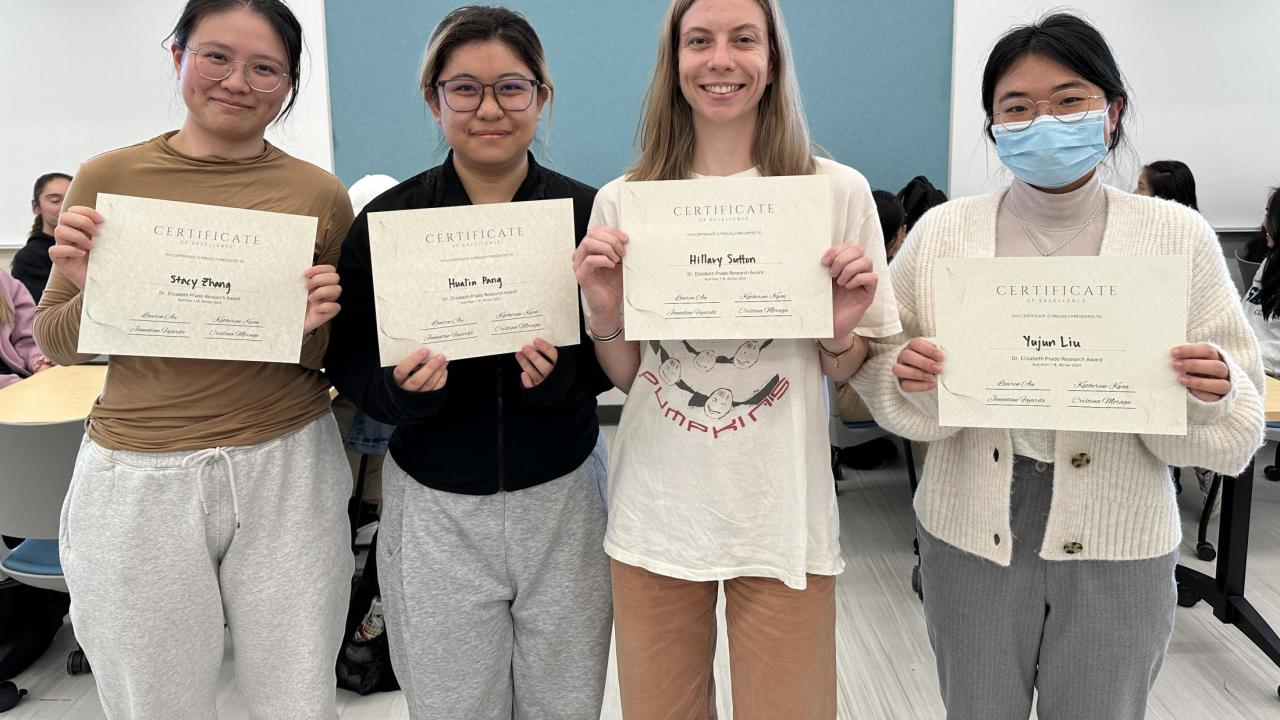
[325,153,612,494]
[11,233,54,303]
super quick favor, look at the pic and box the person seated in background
[1243,187,1280,377]
[897,174,948,234]
[874,189,907,261]
[1136,160,1225,510]
[834,188,912,469]
[0,268,51,389]
[1135,159,1198,210]
[10,173,71,303]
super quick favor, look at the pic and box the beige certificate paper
[369,199,580,365]
[619,175,833,341]
[936,256,1187,435]
[78,194,317,363]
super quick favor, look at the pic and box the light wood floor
[7,437,1280,719]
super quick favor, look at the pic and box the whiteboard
[0,0,333,249]
[949,1,1280,231]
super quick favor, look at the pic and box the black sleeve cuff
[521,347,577,405]
[382,366,448,420]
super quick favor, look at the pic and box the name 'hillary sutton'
[689,253,757,267]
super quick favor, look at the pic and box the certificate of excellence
[618,175,834,341]
[368,198,580,365]
[935,256,1188,435]
[77,194,317,363]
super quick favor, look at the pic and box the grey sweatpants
[918,455,1178,720]
[59,415,355,720]
[378,435,612,720]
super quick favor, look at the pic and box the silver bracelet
[587,320,624,343]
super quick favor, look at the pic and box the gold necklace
[1009,192,1105,256]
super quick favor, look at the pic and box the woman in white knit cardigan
[850,14,1264,720]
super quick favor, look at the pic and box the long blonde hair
[628,0,816,181]
[0,284,13,327]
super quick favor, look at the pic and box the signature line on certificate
[422,323,479,330]
[491,327,545,337]
[985,402,1051,406]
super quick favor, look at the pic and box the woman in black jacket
[324,7,612,719]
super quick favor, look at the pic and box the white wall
[949,1,1280,231]
[0,0,333,250]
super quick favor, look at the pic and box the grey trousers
[59,415,355,720]
[378,436,612,720]
[917,456,1178,720]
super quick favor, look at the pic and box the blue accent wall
[326,1,953,195]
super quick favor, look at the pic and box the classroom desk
[0,365,106,426]
[1175,373,1280,700]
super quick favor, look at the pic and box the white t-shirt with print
[1243,260,1280,377]
[594,158,903,589]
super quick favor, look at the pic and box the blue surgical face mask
[993,112,1109,189]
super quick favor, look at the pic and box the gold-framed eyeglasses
[185,46,288,93]
[435,78,540,113]
[993,89,1106,132]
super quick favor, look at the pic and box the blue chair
[0,420,90,675]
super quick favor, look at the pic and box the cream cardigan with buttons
[850,186,1265,565]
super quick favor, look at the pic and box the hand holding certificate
[76,194,318,363]
[368,198,580,366]
[932,256,1189,435]
[618,175,834,341]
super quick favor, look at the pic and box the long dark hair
[167,0,304,119]
[981,13,1130,150]
[872,190,905,250]
[30,172,72,238]
[1254,188,1280,319]
[897,175,947,233]
[1143,160,1198,211]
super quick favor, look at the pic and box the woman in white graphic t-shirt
[571,0,901,716]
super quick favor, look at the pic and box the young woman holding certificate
[324,7,614,719]
[573,0,900,716]
[849,14,1264,720]
[32,1,354,717]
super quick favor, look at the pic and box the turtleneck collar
[1006,171,1105,229]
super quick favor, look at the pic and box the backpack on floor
[0,581,69,680]
[336,530,399,695]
